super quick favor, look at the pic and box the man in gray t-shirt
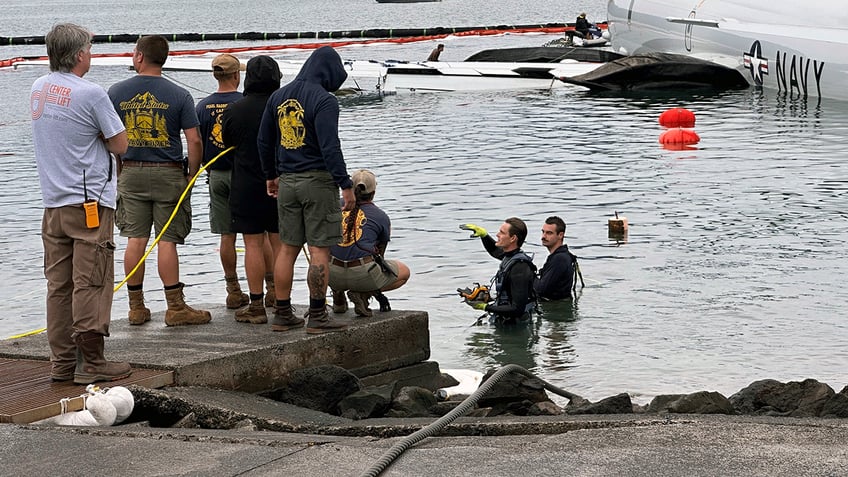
[108,35,210,327]
[31,23,131,384]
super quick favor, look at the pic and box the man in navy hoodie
[258,46,354,334]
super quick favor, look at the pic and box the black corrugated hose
[359,363,583,477]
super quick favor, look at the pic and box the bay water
[1,0,847,404]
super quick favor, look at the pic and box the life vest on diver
[491,251,537,323]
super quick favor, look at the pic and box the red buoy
[659,128,700,146]
[659,108,696,128]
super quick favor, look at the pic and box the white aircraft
[8,55,604,95]
[606,0,848,102]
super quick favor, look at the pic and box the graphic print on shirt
[204,102,229,150]
[338,209,367,247]
[118,92,170,148]
[276,99,305,149]
[31,82,72,120]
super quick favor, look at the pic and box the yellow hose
[114,147,233,292]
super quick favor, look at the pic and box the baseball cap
[211,53,242,73]
[352,169,377,194]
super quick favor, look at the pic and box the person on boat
[460,218,537,325]
[328,169,410,317]
[427,44,444,61]
[575,12,592,39]
[534,216,575,301]
[221,56,283,324]
[196,53,248,312]
[257,45,355,334]
[31,23,131,384]
[108,35,211,327]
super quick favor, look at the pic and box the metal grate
[0,358,173,424]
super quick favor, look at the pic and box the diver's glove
[459,223,487,238]
[466,300,488,311]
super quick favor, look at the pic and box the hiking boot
[306,307,348,334]
[51,361,76,382]
[264,278,276,308]
[164,283,212,326]
[332,289,348,314]
[347,291,373,317]
[73,331,132,385]
[235,298,268,324]
[271,304,305,332]
[226,276,249,309]
[128,289,151,325]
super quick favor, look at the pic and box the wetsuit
[480,235,536,324]
[534,244,574,300]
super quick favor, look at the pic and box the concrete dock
[2,305,848,476]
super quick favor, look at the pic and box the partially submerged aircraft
[9,55,605,95]
[605,0,848,102]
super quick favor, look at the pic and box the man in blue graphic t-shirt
[108,35,210,327]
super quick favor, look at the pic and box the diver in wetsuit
[461,218,537,325]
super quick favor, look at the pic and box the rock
[647,394,687,413]
[172,412,197,428]
[819,386,848,418]
[385,386,438,418]
[261,365,361,414]
[567,393,633,415]
[337,383,395,420]
[477,369,550,416]
[730,379,835,417]
[667,391,734,415]
[230,418,258,431]
[528,400,562,416]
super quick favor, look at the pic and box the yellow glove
[459,223,487,238]
[467,300,488,311]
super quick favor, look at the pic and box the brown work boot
[226,276,249,309]
[271,304,305,332]
[332,289,348,314]
[347,291,374,317]
[164,283,212,326]
[235,298,268,324]
[306,306,348,334]
[73,331,132,385]
[51,361,76,382]
[127,288,151,325]
[264,275,276,308]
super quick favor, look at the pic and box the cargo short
[277,171,341,247]
[116,166,192,244]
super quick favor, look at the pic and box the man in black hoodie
[222,55,283,325]
[258,46,354,334]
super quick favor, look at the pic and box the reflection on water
[463,298,580,374]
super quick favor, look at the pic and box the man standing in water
[31,23,131,383]
[534,216,574,300]
[258,46,355,334]
[461,218,537,325]
[108,35,210,327]
[196,53,249,311]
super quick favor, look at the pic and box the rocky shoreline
[126,365,848,432]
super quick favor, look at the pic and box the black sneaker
[306,307,348,334]
[271,305,305,332]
